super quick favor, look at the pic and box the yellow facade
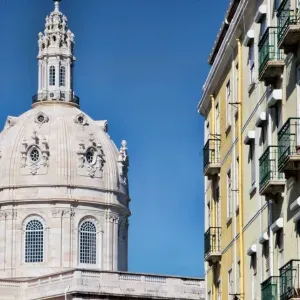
[200,0,300,299]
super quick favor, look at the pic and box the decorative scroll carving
[20,130,49,175]
[52,206,75,218]
[76,132,105,178]
[0,210,18,220]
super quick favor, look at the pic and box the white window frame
[249,44,255,85]
[236,157,239,207]
[250,142,256,186]
[49,66,56,86]
[228,269,233,298]
[227,168,232,218]
[79,219,98,266]
[226,80,232,129]
[23,215,46,264]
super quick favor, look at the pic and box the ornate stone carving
[0,210,17,220]
[20,130,49,175]
[35,112,49,126]
[4,116,17,130]
[74,113,88,126]
[77,132,105,178]
[117,140,129,185]
[52,206,75,218]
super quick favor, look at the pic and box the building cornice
[198,0,248,117]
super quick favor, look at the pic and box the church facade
[0,1,204,299]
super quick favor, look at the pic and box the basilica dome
[0,1,130,279]
[0,102,129,206]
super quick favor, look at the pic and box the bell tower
[34,0,79,105]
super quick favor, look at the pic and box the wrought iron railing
[262,276,280,300]
[277,0,298,44]
[280,259,300,300]
[203,137,221,172]
[32,93,80,105]
[278,118,300,171]
[204,227,221,258]
[258,27,284,76]
[259,146,284,192]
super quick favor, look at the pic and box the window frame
[248,43,255,85]
[24,216,45,264]
[227,168,232,218]
[59,65,66,87]
[49,66,56,86]
[226,80,232,129]
[79,220,97,265]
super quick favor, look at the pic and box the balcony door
[215,182,220,228]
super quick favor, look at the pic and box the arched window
[60,66,66,87]
[49,66,55,86]
[25,220,44,263]
[79,221,96,264]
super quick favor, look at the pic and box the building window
[249,44,255,85]
[250,143,256,186]
[217,280,221,300]
[235,64,239,116]
[228,269,233,298]
[260,15,267,37]
[49,66,55,86]
[226,80,231,128]
[277,228,284,268]
[263,241,270,278]
[251,254,257,299]
[236,157,239,207]
[25,219,44,263]
[79,221,97,264]
[216,101,220,136]
[227,169,232,218]
[60,66,66,86]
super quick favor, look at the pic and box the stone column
[113,216,119,271]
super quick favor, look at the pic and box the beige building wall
[200,0,300,299]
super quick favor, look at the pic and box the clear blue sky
[0,0,229,277]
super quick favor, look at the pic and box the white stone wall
[0,203,128,278]
[0,269,205,300]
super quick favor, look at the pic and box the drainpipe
[65,286,70,300]
[237,39,245,300]
[269,200,274,277]
[210,95,217,300]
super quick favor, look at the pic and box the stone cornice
[198,0,248,117]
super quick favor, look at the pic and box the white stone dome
[0,102,130,207]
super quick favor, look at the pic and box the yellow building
[199,0,300,299]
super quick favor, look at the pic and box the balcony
[259,146,285,196]
[277,0,300,53]
[32,93,80,106]
[261,276,280,300]
[278,118,300,177]
[203,138,221,178]
[258,27,284,85]
[204,227,221,264]
[280,259,300,300]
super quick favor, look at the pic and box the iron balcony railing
[204,227,221,258]
[259,146,284,192]
[32,94,80,105]
[203,137,221,173]
[258,27,284,77]
[277,0,298,44]
[278,118,300,171]
[261,276,280,300]
[280,259,300,300]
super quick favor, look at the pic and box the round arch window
[29,148,41,163]
[86,148,95,164]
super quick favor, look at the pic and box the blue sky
[0,0,229,277]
